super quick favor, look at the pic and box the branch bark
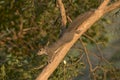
[36,0,120,80]
[104,0,120,13]
[57,0,67,27]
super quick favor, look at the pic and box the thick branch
[98,0,110,10]
[104,0,120,13]
[57,0,67,27]
[36,0,120,80]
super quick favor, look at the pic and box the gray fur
[38,10,94,58]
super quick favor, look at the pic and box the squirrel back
[38,10,94,56]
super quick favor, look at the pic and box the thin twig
[66,53,84,67]
[83,34,103,57]
[67,16,72,23]
[83,34,111,65]
[33,64,47,70]
[80,38,93,72]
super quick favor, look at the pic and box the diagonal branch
[98,0,110,10]
[36,0,120,80]
[104,0,120,13]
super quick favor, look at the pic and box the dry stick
[33,63,47,70]
[73,53,84,65]
[19,16,23,35]
[83,34,103,58]
[83,34,111,65]
[57,0,67,27]
[79,38,93,72]
[80,38,98,80]
[94,66,107,80]
[82,34,111,79]
[17,12,23,38]
[36,1,120,80]
[67,53,84,67]
[67,16,72,23]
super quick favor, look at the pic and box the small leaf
[1,65,6,78]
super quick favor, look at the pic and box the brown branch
[83,34,103,59]
[36,0,120,80]
[98,0,110,10]
[66,53,84,67]
[17,11,24,38]
[104,0,120,13]
[83,34,112,66]
[83,34,104,58]
[80,38,93,72]
[57,0,67,27]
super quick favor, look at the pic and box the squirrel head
[37,48,48,55]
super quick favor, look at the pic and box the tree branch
[104,0,120,13]
[98,0,110,10]
[36,0,120,80]
[57,0,67,27]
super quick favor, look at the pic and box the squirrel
[37,10,94,60]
